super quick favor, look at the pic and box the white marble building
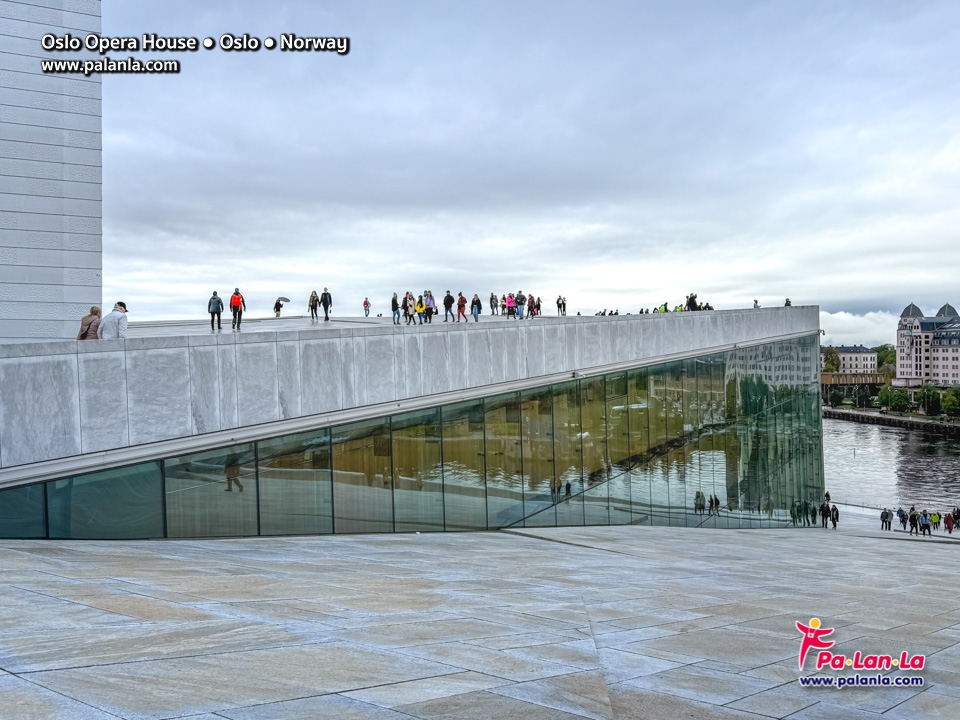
[0,308,819,485]
[0,0,102,341]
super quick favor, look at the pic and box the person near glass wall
[224,452,244,493]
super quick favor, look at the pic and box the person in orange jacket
[230,288,246,330]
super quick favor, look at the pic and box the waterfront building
[0,310,824,538]
[0,1,103,341]
[819,345,877,373]
[895,303,960,387]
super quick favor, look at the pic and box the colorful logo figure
[797,617,835,669]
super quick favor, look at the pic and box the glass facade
[0,336,824,539]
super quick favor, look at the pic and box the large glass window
[48,462,163,540]
[521,387,556,527]
[257,429,332,536]
[392,408,444,532]
[606,372,631,525]
[483,393,523,529]
[165,446,257,537]
[552,381,584,526]
[440,400,487,531]
[332,418,394,533]
[647,363,670,526]
[581,376,609,525]
[0,484,45,539]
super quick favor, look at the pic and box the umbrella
[276,296,290,303]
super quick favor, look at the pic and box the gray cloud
[101,0,960,340]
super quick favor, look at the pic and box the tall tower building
[0,0,102,340]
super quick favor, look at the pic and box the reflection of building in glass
[0,336,823,539]
[896,303,960,387]
[819,345,877,373]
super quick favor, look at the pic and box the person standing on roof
[208,291,223,331]
[230,288,246,330]
[98,301,128,339]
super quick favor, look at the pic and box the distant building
[894,303,960,387]
[819,345,877,373]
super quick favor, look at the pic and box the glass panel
[648,363,670,525]
[581,376,609,525]
[392,408,444,532]
[628,367,651,525]
[606,373,631,525]
[332,418,394,533]
[680,357,698,526]
[553,381,584,526]
[165,446,257,537]
[521,387,555,527]
[483,392,523,529]
[0,484,45,539]
[257,429,332,536]
[441,400,487,531]
[49,462,163,539]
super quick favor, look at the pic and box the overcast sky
[101,0,959,347]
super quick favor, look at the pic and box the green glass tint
[0,484,45,539]
[48,462,163,539]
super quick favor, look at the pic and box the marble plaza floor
[1,507,959,720]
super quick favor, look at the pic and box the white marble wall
[0,307,818,468]
[0,0,103,340]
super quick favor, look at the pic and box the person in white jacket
[97,302,128,339]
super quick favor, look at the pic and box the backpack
[231,294,243,308]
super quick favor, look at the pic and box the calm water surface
[823,418,960,511]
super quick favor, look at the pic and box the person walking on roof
[471,293,482,322]
[391,293,400,325]
[274,299,283,318]
[230,289,246,330]
[208,292,223,331]
[443,291,455,322]
[320,288,332,321]
[457,292,467,322]
[363,297,371,317]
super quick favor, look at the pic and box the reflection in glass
[441,400,487,530]
[392,408,444,532]
[521,388,556,527]
[606,372,631,524]
[553,381,584,526]
[332,418,394,533]
[0,484,45,539]
[165,446,257,537]
[257,429,332,535]
[581,376,609,525]
[48,462,163,539]
[484,393,523,529]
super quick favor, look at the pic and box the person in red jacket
[230,288,246,330]
[456,292,467,322]
[946,512,955,535]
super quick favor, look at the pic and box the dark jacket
[443,293,454,309]
[391,297,399,311]
[320,292,332,308]
[208,296,224,313]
